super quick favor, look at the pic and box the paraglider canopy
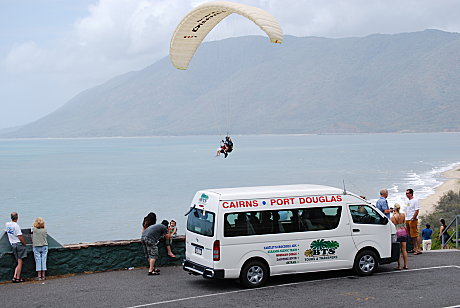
[170,1,283,70]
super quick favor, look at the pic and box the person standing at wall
[31,217,48,280]
[141,215,171,275]
[439,218,451,249]
[376,189,391,219]
[142,212,156,232]
[421,223,432,251]
[405,189,422,255]
[390,204,408,270]
[5,212,27,283]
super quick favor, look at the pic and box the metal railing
[441,215,459,249]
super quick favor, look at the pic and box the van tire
[353,250,378,276]
[240,260,269,288]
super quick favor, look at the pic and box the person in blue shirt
[376,189,390,219]
[421,223,433,251]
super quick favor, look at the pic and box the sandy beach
[419,166,460,216]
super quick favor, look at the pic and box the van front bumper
[183,260,225,279]
[379,242,401,264]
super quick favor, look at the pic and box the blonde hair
[33,217,45,229]
[393,203,401,212]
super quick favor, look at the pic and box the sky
[1,0,460,130]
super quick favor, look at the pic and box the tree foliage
[421,189,460,226]
[420,188,460,249]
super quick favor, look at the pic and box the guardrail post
[456,215,459,250]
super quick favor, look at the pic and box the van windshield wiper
[184,204,196,216]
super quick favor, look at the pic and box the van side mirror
[381,216,388,225]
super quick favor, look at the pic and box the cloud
[272,0,460,38]
[5,2,168,76]
[4,41,48,73]
[5,0,460,77]
[2,0,460,129]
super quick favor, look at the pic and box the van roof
[204,184,344,200]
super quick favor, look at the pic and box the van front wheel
[240,260,268,288]
[354,250,378,276]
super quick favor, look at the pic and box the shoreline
[419,165,460,216]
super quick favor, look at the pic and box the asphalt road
[1,250,459,308]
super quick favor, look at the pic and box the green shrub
[419,189,460,249]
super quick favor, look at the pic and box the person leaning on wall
[5,212,27,283]
[31,217,48,280]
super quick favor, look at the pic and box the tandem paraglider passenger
[216,136,234,158]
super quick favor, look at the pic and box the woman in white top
[31,217,48,280]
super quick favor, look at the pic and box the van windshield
[187,208,215,237]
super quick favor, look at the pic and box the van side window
[223,206,341,237]
[349,205,384,224]
[299,207,341,231]
[224,213,257,237]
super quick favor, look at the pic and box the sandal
[407,250,415,253]
[414,251,422,255]
[147,271,160,275]
[403,267,409,270]
[394,267,402,270]
[153,268,160,273]
[12,278,25,283]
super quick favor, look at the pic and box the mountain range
[3,29,460,138]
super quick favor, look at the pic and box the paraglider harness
[219,136,233,158]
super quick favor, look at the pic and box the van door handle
[353,229,360,232]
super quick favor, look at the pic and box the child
[169,220,177,238]
[162,220,176,258]
[421,223,432,251]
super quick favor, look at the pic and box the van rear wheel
[354,250,378,276]
[240,260,268,288]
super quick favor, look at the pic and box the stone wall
[0,236,185,282]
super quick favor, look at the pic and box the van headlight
[391,234,397,243]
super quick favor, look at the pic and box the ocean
[1,133,459,244]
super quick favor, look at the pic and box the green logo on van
[199,193,209,203]
[304,239,339,258]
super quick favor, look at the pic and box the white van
[183,184,400,288]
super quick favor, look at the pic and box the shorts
[405,220,419,238]
[11,243,27,260]
[141,237,159,259]
[422,239,432,251]
[397,236,408,243]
